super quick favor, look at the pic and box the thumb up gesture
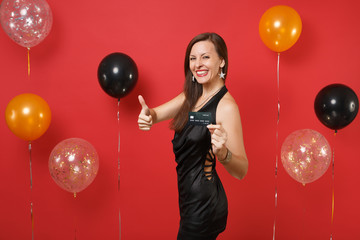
[138,95,153,131]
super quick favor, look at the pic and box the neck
[194,84,224,110]
[202,82,224,97]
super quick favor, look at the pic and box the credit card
[188,112,212,126]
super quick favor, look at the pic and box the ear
[220,59,225,68]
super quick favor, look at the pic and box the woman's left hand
[207,124,228,160]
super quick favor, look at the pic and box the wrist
[218,148,232,164]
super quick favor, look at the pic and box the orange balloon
[259,5,302,53]
[5,93,51,141]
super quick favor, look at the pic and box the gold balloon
[5,93,51,141]
[259,5,302,53]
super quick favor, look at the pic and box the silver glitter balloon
[0,0,52,48]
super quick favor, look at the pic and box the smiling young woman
[137,32,248,240]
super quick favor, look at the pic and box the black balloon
[97,52,138,99]
[314,83,359,130]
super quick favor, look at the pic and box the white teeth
[197,71,207,75]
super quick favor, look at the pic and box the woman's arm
[138,93,185,130]
[207,93,248,180]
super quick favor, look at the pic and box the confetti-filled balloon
[49,138,99,195]
[0,0,53,48]
[281,129,331,185]
[5,93,51,141]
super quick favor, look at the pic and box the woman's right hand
[138,95,153,131]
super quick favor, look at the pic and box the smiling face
[189,40,225,85]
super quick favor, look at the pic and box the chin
[196,78,210,84]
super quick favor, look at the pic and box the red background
[1,0,359,239]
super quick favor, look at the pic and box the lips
[196,70,208,77]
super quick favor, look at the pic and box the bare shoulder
[217,92,240,123]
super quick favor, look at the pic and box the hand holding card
[207,124,228,158]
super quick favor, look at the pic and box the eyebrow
[190,52,209,57]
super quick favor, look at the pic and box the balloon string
[31,202,34,240]
[73,194,78,240]
[117,98,122,240]
[302,185,306,240]
[330,131,336,240]
[73,192,77,239]
[273,52,280,240]
[29,141,34,240]
[119,209,122,240]
[27,48,30,78]
[29,142,33,190]
[117,98,121,191]
[277,53,280,125]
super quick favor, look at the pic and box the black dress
[172,86,228,240]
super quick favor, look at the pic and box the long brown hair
[170,32,228,132]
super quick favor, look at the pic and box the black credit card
[188,112,212,126]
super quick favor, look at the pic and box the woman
[138,32,248,239]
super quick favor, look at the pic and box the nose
[195,58,202,68]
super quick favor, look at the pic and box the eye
[202,55,210,59]
[189,57,196,61]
